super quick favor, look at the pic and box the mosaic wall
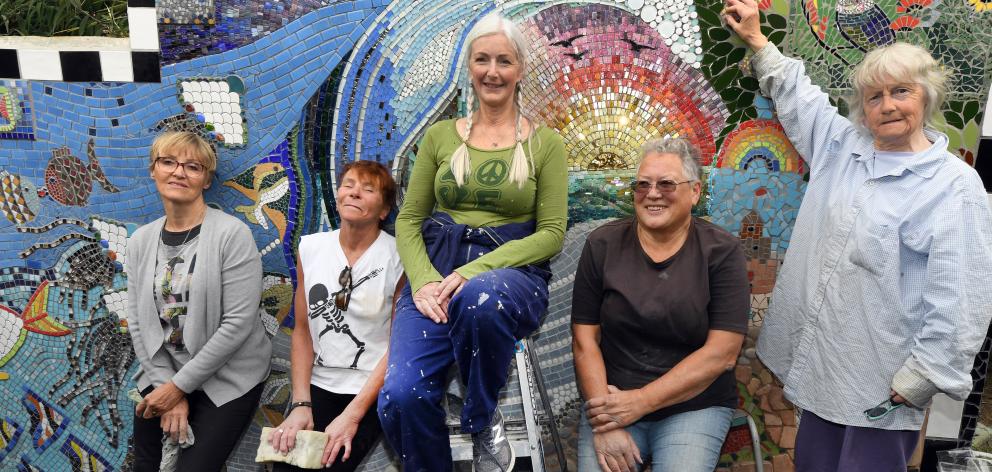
[0,0,990,470]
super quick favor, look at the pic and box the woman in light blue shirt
[725,0,992,469]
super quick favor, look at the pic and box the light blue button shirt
[751,44,992,429]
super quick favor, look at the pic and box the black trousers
[272,384,382,472]
[132,382,264,472]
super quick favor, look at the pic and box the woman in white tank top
[267,161,405,471]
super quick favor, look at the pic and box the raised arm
[724,0,856,173]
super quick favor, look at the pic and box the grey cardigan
[126,207,272,406]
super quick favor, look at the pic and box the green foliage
[0,0,128,37]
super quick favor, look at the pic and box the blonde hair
[849,42,949,131]
[451,13,534,188]
[149,131,218,182]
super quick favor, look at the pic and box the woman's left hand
[586,385,650,433]
[137,381,185,419]
[435,272,467,313]
[321,412,362,467]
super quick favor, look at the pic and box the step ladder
[447,339,566,471]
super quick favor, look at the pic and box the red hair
[338,160,397,214]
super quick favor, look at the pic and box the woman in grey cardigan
[127,131,272,471]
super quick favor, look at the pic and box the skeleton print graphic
[308,267,383,369]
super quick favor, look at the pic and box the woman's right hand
[270,406,315,454]
[413,282,447,324]
[593,429,642,472]
[160,398,190,444]
[723,0,768,51]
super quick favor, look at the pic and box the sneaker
[472,408,515,472]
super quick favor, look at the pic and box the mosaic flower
[968,0,992,12]
[894,0,942,26]
[890,15,921,31]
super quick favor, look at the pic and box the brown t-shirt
[572,217,749,421]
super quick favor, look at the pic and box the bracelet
[288,401,312,412]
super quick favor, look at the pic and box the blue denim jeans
[577,406,734,472]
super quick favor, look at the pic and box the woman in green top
[377,13,567,472]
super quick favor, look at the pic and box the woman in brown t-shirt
[571,137,750,472]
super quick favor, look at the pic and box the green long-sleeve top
[396,119,568,292]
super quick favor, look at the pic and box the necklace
[475,124,509,148]
[162,206,206,247]
[161,223,198,248]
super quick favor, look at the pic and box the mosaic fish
[21,387,69,453]
[39,139,120,207]
[0,280,72,380]
[224,162,289,232]
[0,85,21,131]
[60,434,112,471]
[0,417,23,463]
[0,170,40,225]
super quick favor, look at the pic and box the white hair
[848,42,949,132]
[639,137,703,182]
[450,13,534,188]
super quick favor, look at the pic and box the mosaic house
[0,0,990,470]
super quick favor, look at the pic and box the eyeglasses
[630,179,694,195]
[334,266,352,311]
[156,157,206,176]
[864,397,904,421]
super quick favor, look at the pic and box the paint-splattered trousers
[377,214,551,472]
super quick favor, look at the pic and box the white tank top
[297,229,403,394]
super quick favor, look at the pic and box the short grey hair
[848,42,949,131]
[639,137,703,182]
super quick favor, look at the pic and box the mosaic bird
[564,50,587,61]
[835,0,895,52]
[0,170,40,225]
[0,280,72,380]
[550,34,584,47]
[621,34,656,54]
[39,139,120,207]
[224,162,290,233]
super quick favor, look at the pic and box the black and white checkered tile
[0,0,159,82]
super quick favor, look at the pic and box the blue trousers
[578,406,734,472]
[377,268,548,472]
[794,411,920,471]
